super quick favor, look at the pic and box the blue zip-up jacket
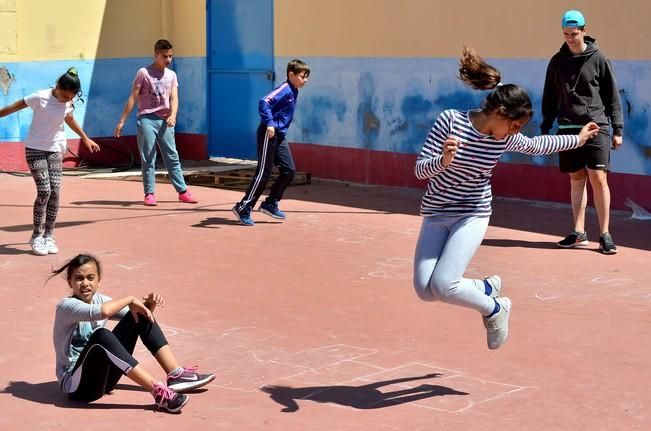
[258,80,299,137]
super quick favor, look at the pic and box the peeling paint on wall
[0,65,15,96]
[280,56,651,177]
[0,57,206,141]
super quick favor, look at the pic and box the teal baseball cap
[562,10,585,28]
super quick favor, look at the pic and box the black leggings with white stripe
[236,124,296,212]
[67,313,168,401]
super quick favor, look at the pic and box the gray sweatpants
[413,214,494,316]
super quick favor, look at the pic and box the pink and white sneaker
[167,366,215,393]
[178,190,198,204]
[151,382,189,413]
[144,193,157,206]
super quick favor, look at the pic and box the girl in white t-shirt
[0,68,100,256]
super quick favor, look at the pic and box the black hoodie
[541,36,623,136]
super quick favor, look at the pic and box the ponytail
[458,47,532,121]
[458,47,501,91]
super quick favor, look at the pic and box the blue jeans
[413,214,494,315]
[136,114,188,194]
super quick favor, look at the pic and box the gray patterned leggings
[25,148,62,238]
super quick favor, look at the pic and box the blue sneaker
[232,205,254,226]
[259,201,286,220]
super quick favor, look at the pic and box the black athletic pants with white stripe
[67,313,168,401]
[236,124,296,212]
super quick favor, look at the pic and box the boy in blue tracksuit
[233,59,310,226]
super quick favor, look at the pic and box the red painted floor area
[0,173,649,430]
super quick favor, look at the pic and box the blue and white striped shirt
[415,109,580,217]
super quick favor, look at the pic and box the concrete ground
[0,172,649,430]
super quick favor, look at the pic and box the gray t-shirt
[52,293,127,392]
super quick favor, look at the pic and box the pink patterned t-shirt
[134,65,178,118]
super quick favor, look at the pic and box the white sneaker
[44,237,59,254]
[483,297,511,350]
[483,275,501,298]
[30,236,48,256]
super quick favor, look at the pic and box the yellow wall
[0,0,17,55]
[1,0,646,62]
[0,0,206,62]
[274,0,651,60]
[165,0,206,57]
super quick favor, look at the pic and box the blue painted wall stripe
[277,56,651,176]
[0,57,207,141]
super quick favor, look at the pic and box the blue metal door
[207,0,274,159]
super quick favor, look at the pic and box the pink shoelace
[171,365,198,378]
[152,382,176,409]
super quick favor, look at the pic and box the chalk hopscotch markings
[337,235,373,244]
[535,293,560,301]
[589,273,646,300]
[295,214,323,233]
[284,359,387,387]
[93,250,117,257]
[390,227,419,237]
[270,344,379,371]
[221,326,285,342]
[115,263,144,270]
[202,328,306,393]
[367,257,412,280]
[355,363,531,414]
[210,335,532,413]
[276,361,532,414]
[529,272,644,303]
[390,367,530,414]
[533,273,646,303]
[590,273,636,287]
[334,223,376,244]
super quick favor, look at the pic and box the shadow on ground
[260,373,468,412]
[2,381,149,410]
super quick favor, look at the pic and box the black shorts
[557,127,611,173]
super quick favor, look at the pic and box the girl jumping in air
[0,68,100,256]
[413,48,599,349]
[51,254,215,413]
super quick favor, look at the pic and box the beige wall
[165,0,206,57]
[95,0,205,58]
[0,0,206,62]
[275,0,650,60]
[2,0,643,62]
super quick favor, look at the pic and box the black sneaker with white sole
[557,231,588,248]
[167,366,216,393]
[152,383,189,413]
[599,233,618,255]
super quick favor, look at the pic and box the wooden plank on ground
[156,168,311,190]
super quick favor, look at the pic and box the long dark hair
[56,67,83,103]
[49,253,102,283]
[458,47,532,121]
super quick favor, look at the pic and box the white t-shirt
[23,89,74,152]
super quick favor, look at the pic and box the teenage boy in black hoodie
[541,10,623,255]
